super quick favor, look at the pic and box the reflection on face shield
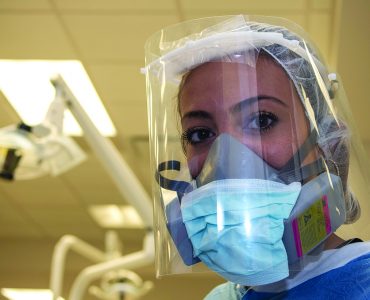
[144,15,368,290]
[154,53,347,283]
[179,57,315,178]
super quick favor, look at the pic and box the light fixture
[0,60,116,136]
[1,288,64,300]
[88,205,144,228]
[0,75,89,181]
[0,122,86,180]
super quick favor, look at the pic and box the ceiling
[0,0,369,299]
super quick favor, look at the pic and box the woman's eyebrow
[181,110,213,123]
[230,95,288,114]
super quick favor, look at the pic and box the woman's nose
[188,132,250,180]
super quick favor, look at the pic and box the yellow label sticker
[296,197,329,255]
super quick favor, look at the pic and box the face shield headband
[142,21,340,138]
[143,31,327,84]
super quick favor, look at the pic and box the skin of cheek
[253,60,311,169]
[258,108,308,169]
[187,149,210,178]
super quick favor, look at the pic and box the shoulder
[334,251,370,283]
[204,282,240,300]
[325,250,370,283]
[285,252,370,298]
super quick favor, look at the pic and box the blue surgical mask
[180,178,302,286]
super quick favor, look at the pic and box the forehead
[179,56,298,115]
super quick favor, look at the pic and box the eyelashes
[245,111,278,133]
[181,127,215,146]
[181,111,279,151]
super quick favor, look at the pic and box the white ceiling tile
[43,225,105,240]
[0,240,78,274]
[0,204,45,238]
[88,63,146,104]
[63,170,117,190]
[26,208,94,225]
[180,0,307,11]
[0,175,66,190]
[123,143,152,192]
[0,14,77,59]
[53,0,177,11]
[22,206,105,238]
[336,1,370,142]
[6,189,78,207]
[109,102,148,136]
[0,0,52,10]
[22,202,82,212]
[62,155,120,187]
[308,12,331,63]
[75,188,124,205]
[183,12,308,31]
[61,149,151,210]
[0,203,26,222]
[114,142,152,193]
[311,0,332,10]
[25,216,105,239]
[0,177,80,206]
[61,153,149,205]
[279,13,307,30]
[0,90,20,127]
[0,225,44,238]
[60,14,179,61]
[62,163,128,203]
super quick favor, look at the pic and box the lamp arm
[68,232,154,300]
[50,235,107,300]
[50,75,153,228]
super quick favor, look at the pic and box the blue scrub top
[204,242,370,300]
[242,253,370,299]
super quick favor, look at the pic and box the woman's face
[179,55,316,178]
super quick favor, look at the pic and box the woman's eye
[182,127,215,145]
[246,111,278,132]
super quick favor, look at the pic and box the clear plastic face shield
[143,15,370,285]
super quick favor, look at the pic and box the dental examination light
[89,269,154,300]
[51,231,153,300]
[0,86,86,180]
[47,76,154,300]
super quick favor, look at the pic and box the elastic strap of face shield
[278,129,325,183]
[156,160,201,266]
[156,160,192,201]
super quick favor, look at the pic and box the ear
[319,120,361,223]
[320,120,350,188]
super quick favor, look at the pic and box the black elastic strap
[279,157,326,183]
[336,238,363,249]
[156,160,192,200]
[279,130,321,183]
[280,130,318,173]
